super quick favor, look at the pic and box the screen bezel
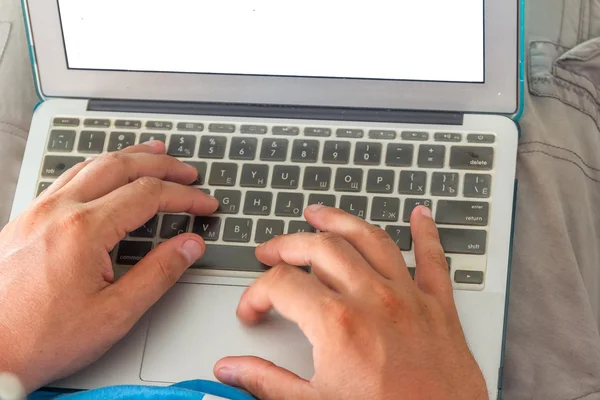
[26,0,518,114]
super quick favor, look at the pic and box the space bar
[192,245,269,272]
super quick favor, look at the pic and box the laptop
[10,0,521,398]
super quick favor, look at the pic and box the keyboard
[39,116,496,291]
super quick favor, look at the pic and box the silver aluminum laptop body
[11,1,521,398]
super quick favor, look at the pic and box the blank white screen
[57,0,484,83]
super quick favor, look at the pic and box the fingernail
[420,206,432,218]
[216,367,238,386]
[307,204,325,212]
[181,240,204,264]
[144,140,163,148]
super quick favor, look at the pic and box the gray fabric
[0,0,37,228]
[502,0,600,398]
[2,0,600,399]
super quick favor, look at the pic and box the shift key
[41,155,85,178]
[438,228,487,255]
[436,201,489,226]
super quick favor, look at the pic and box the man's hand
[215,205,488,400]
[0,141,218,392]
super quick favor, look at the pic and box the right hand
[215,205,488,400]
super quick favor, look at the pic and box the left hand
[0,141,218,392]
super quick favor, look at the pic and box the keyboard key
[323,141,351,164]
[115,120,141,129]
[47,130,76,152]
[243,191,273,216]
[53,117,80,127]
[435,132,462,142]
[288,221,316,234]
[464,174,492,198]
[208,163,238,186]
[366,170,394,193]
[335,168,363,192]
[401,131,429,141]
[74,131,105,154]
[108,132,136,152]
[199,136,227,159]
[337,128,364,138]
[436,201,489,226]
[467,134,495,144]
[241,125,268,135]
[386,143,414,167]
[214,190,242,214]
[369,130,396,140]
[340,196,368,219]
[272,165,300,189]
[229,137,257,160]
[84,118,110,128]
[450,146,494,170]
[193,245,267,271]
[385,226,412,251]
[146,121,173,130]
[255,220,285,243]
[275,193,304,217]
[454,270,484,284]
[354,142,382,165]
[37,182,51,197]
[223,218,253,242]
[438,228,487,255]
[184,162,207,185]
[193,216,222,241]
[177,122,204,132]
[240,164,269,188]
[417,145,446,168]
[291,139,319,163]
[431,172,459,197]
[272,126,299,136]
[160,215,190,239]
[139,133,167,144]
[130,215,159,238]
[308,194,336,207]
[371,197,400,222]
[305,127,332,137]
[116,241,152,265]
[303,167,332,191]
[403,198,432,222]
[398,171,427,195]
[260,138,289,161]
[41,156,85,178]
[168,135,196,157]
[209,123,236,133]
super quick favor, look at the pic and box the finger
[37,159,93,199]
[410,206,454,305]
[88,177,218,249]
[66,151,198,202]
[214,356,316,400]
[304,205,412,282]
[256,231,376,293]
[237,264,332,340]
[104,234,204,326]
[40,141,164,199]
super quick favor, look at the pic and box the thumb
[107,234,204,322]
[214,356,316,400]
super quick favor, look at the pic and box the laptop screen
[56,0,484,84]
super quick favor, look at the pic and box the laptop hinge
[87,100,464,126]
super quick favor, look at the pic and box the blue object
[29,381,256,400]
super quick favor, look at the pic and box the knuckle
[266,264,294,283]
[155,256,179,287]
[135,176,163,195]
[60,205,91,229]
[372,282,405,315]
[99,151,126,167]
[316,232,346,251]
[363,224,395,244]
[422,246,447,269]
[244,369,270,396]
[321,296,356,331]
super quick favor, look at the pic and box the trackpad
[141,283,314,383]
